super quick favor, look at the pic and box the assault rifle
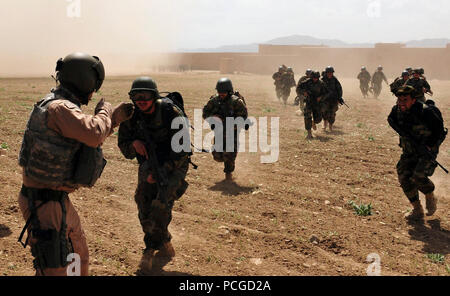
[141,124,170,206]
[338,97,350,109]
[388,118,448,174]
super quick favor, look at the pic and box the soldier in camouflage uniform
[371,66,389,99]
[388,86,447,221]
[321,66,343,132]
[297,71,328,139]
[294,69,312,111]
[406,69,433,103]
[280,67,296,105]
[272,66,286,101]
[202,78,248,181]
[357,66,371,98]
[390,70,410,95]
[118,77,190,273]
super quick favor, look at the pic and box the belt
[20,185,67,202]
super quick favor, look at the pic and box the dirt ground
[0,72,449,276]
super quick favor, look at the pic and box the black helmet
[401,70,409,77]
[55,52,105,104]
[305,69,312,76]
[287,67,293,73]
[311,71,321,79]
[216,78,233,93]
[412,68,421,75]
[377,65,383,70]
[419,68,425,75]
[129,77,159,97]
[325,66,335,73]
[395,85,418,97]
[406,67,413,73]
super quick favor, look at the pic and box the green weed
[426,253,445,264]
[348,200,372,216]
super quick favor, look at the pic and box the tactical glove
[112,102,135,128]
[94,98,113,115]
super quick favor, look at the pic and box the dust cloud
[0,0,176,77]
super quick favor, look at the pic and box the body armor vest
[19,93,82,187]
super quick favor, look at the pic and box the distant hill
[178,35,450,52]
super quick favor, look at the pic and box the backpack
[425,100,448,146]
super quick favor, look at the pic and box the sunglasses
[130,92,156,102]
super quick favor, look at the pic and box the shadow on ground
[408,218,450,256]
[208,180,256,196]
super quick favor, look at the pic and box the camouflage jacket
[118,99,189,168]
[272,72,284,86]
[321,76,343,102]
[357,71,371,83]
[406,78,431,98]
[281,72,296,88]
[372,71,388,85]
[297,79,328,101]
[388,102,444,155]
[202,93,248,122]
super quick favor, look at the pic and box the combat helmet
[311,71,321,79]
[305,69,312,76]
[55,52,105,105]
[401,70,409,78]
[325,66,335,73]
[395,85,418,97]
[287,67,293,73]
[128,77,160,98]
[216,78,234,93]
[377,65,383,70]
[361,66,366,71]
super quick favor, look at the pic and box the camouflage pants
[396,153,437,203]
[304,100,322,131]
[276,86,291,101]
[212,134,238,173]
[321,100,339,125]
[373,83,382,97]
[134,158,189,251]
[360,82,370,96]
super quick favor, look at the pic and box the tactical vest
[19,93,82,187]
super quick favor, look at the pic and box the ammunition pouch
[73,144,107,187]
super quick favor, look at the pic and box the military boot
[225,172,233,181]
[405,201,424,221]
[157,242,176,259]
[139,249,155,273]
[312,122,317,131]
[323,121,328,130]
[425,192,437,216]
[306,130,313,140]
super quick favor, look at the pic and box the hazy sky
[1,0,449,75]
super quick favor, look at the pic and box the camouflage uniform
[297,78,328,131]
[272,71,284,100]
[388,102,445,203]
[202,93,248,174]
[357,70,371,97]
[295,75,310,110]
[118,99,189,251]
[371,71,388,98]
[406,77,432,103]
[321,76,343,126]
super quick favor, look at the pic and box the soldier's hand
[112,102,135,128]
[94,98,112,115]
[146,174,156,184]
[133,140,148,159]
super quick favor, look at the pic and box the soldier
[371,65,388,99]
[118,77,190,273]
[390,70,410,95]
[406,68,433,103]
[294,69,312,111]
[321,66,343,132]
[388,86,447,221]
[357,66,371,98]
[280,67,297,105]
[17,52,134,276]
[418,68,427,80]
[272,66,286,101]
[405,67,413,78]
[297,71,328,139]
[202,78,248,181]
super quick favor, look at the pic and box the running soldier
[357,66,371,98]
[371,65,389,99]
